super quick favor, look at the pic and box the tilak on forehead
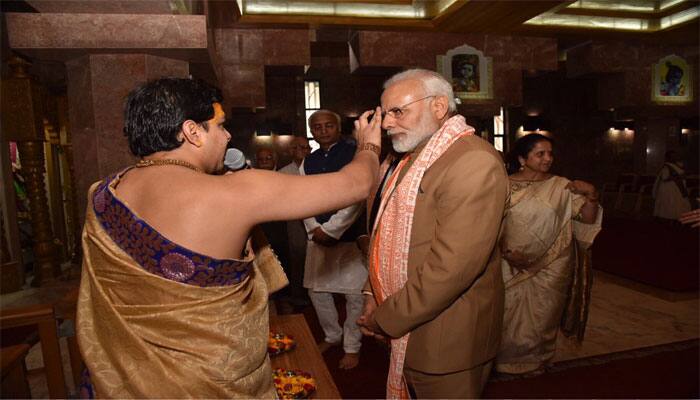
[211,102,225,120]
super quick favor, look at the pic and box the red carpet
[294,301,699,399]
[484,339,699,399]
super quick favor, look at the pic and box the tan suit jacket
[373,135,509,374]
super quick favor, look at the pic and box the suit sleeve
[373,150,508,338]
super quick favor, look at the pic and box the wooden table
[269,314,340,399]
[0,280,80,398]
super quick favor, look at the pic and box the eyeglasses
[291,145,311,150]
[381,95,435,120]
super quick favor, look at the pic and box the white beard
[389,113,439,153]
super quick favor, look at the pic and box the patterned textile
[496,176,602,374]
[79,368,94,399]
[92,170,253,287]
[369,115,474,399]
[77,172,284,398]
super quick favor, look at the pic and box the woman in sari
[495,133,602,375]
[77,78,382,398]
[653,150,691,219]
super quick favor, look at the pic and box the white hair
[308,109,341,129]
[383,68,457,113]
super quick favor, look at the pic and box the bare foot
[317,341,340,353]
[338,352,359,370]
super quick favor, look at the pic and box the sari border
[91,170,253,287]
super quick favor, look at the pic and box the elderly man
[255,147,277,170]
[278,137,313,306]
[302,110,367,370]
[358,69,509,398]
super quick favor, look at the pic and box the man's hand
[311,227,338,247]
[357,294,387,342]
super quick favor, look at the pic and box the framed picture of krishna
[651,55,693,105]
[437,44,493,101]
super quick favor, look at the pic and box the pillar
[1,56,61,286]
[65,54,189,223]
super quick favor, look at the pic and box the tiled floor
[13,270,700,398]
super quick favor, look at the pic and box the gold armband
[358,143,380,157]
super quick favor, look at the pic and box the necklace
[135,158,203,174]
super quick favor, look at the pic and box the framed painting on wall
[651,55,693,105]
[437,44,493,101]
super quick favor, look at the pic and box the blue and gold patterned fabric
[92,169,252,287]
[77,171,278,398]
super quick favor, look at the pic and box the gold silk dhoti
[77,174,286,398]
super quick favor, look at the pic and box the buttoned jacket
[373,134,509,373]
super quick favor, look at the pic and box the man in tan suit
[358,69,508,398]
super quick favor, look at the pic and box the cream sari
[77,172,286,398]
[495,176,602,374]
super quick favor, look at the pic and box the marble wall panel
[521,37,558,71]
[89,55,145,179]
[26,0,175,14]
[356,31,444,69]
[355,31,557,72]
[596,73,625,111]
[6,13,206,49]
[145,55,190,80]
[221,64,265,108]
[214,28,311,65]
[566,45,593,79]
[263,29,311,66]
[65,54,188,222]
[65,56,99,221]
[213,29,264,64]
[493,67,522,107]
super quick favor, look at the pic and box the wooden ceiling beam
[557,1,698,19]
[513,18,698,45]
[434,1,568,33]
[287,0,413,3]
[238,13,433,29]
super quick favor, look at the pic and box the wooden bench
[0,303,67,398]
[1,344,32,398]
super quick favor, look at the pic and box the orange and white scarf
[369,115,474,399]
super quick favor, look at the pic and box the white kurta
[278,162,307,252]
[653,163,691,219]
[299,160,367,294]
